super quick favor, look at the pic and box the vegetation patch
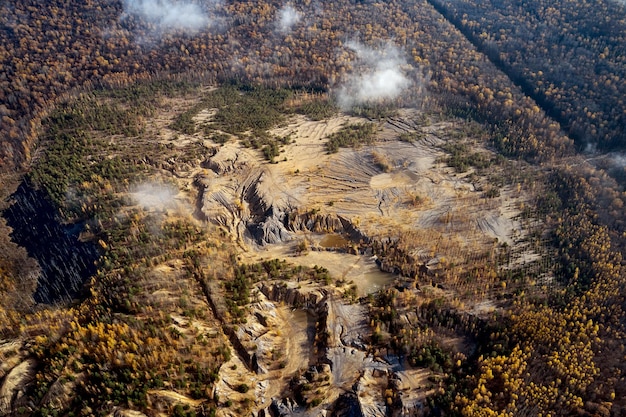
[325,123,377,153]
[348,103,398,119]
[440,142,496,173]
[295,97,338,121]
[223,259,334,321]
[371,150,393,172]
[171,84,294,162]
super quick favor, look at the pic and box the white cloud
[336,41,412,110]
[122,0,212,33]
[130,182,180,211]
[276,5,302,33]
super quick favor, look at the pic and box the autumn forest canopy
[2,0,626,416]
[2,0,626,168]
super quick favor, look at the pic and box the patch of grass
[399,131,425,143]
[206,84,291,134]
[171,84,293,160]
[262,142,280,163]
[29,98,152,220]
[209,132,231,144]
[171,109,197,134]
[408,341,452,372]
[348,103,398,119]
[407,192,425,207]
[296,98,338,120]
[325,123,377,153]
[440,143,495,173]
[484,187,500,198]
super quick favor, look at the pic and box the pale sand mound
[160,101,527,254]
[0,359,36,414]
[119,93,540,416]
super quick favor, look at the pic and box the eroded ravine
[0,87,540,415]
[180,106,538,415]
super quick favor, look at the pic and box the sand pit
[106,91,541,415]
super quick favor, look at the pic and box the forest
[429,0,626,150]
[1,0,626,416]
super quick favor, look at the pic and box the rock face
[0,359,36,416]
[198,146,299,246]
[40,373,82,412]
[287,212,369,244]
[254,283,392,416]
[269,397,300,417]
[259,282,325,310]
[288,212,343,234]
[201,146,236,175]
[197,142,374,247]
[247,206,293,245]
[332,393,364,417]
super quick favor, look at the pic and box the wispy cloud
[276,4,301,33]
[336,41,412,110]
[122,0,215,34]
[130,182,180,211]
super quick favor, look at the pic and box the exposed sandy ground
[208,111,525,250]
[249,243,395,296]
[84,92,541,415]
[147,390,203,408]
[395,368,436,414]
[274,307,314,376]
[0,341,23,380]
[213,348,260,416]
[140,96,536,398]
[139,92,531,263]
[0,358,36,415]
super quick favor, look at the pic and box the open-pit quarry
[129,87,541,416]
[0,85,546,417]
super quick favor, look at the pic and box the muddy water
[358,259,395,295]
[319,233,350,248]
[264,245,397,297]
[257,239,396,297]
[283,308,315,370]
